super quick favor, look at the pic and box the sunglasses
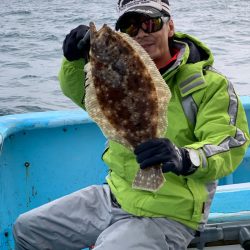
[119,16,170,37]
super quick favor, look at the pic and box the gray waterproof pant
[13,185,195,250]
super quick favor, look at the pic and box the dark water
[0,0,250,116]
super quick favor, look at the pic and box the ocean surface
[0,0,250,116]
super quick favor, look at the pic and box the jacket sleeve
[186,71,250,182]
[58,57,86,110]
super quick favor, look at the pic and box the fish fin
[132,165,166,192]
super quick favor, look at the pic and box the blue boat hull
[0,96,250,249]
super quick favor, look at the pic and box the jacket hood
[160,32,215,97]
[173,32,214,67]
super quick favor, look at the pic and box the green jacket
[58,32,250,231]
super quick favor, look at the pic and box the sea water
[0,0,249,115]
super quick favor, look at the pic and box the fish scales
[92,50,158,146]
[85,22,171,192]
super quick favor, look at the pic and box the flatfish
[84,22,171,192]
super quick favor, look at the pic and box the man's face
[133,19,174,61]
[119,14,175,68]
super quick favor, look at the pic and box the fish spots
[92,58,158,146]
[85,23,171,191]
[132,166,165,191]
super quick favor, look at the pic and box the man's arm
[58,24,90,110]
[134,72,250,182]
[58,58,86,109]
[186,72,250,182]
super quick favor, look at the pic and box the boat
[0,96,250,250]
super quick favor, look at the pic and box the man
[13,0,250,249]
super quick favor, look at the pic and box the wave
[1,10,32,17]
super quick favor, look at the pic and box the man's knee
[13,213,32,249]
[13,214,26,238]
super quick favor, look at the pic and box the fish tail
[132,165,166,192]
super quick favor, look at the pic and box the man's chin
[142,46,155,57]
[145,50,158,60]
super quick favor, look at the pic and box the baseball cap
[116,0,171,30]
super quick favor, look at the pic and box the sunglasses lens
[142,18,163,33]
[120,17,165,36]
[121,23,139,37]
